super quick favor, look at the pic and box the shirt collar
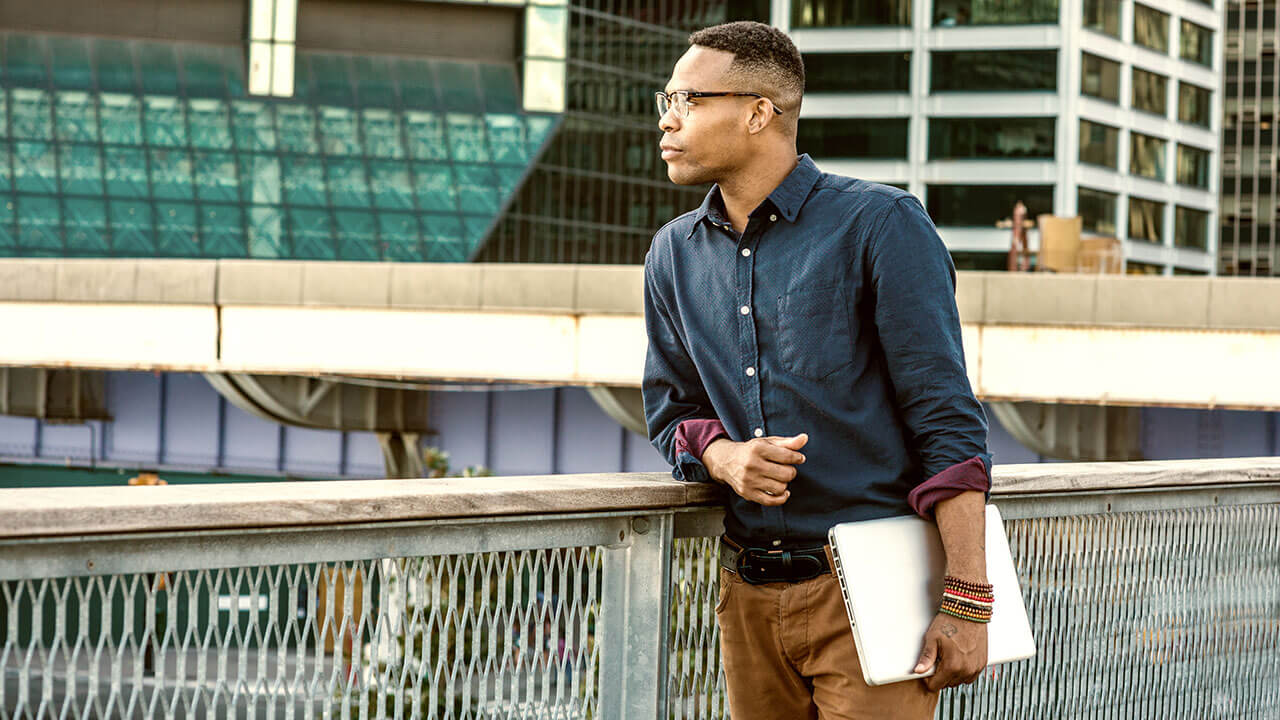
[686,154,822,239]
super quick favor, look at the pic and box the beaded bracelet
[940,575,994,623]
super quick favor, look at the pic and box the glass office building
[0,0,766,264]
[1221,0,1280,276]
[787,0,1222,274]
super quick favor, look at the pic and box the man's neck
[717,149,799,234]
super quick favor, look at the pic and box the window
[1175,206,1209,250]
[932,0,1058,26]
[1126,260,1164,274]
[1079,120,1119,168]
[928,117,1055,159]
[1176,144,1211,188]
[797,118,909,159]
[1078,187,1118,235]
[1134,4,1170,54]
[1179,20,1213,67]
[1129,196,1165,243]
[950,252,1008,270]
[1082,0,1119,37]
[1081,53,1121,103]
[803,53,910,93]
[791,0,910,27]
[1178,82,1211,127]
[1130,132,1167,180]
[1132,68,1168,116]
[930,50,1057,92]
[925,184,1053,226]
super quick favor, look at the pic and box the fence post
[598,512,673,719]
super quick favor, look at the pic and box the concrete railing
[2,259,1280,408]
[1,458,1279,718]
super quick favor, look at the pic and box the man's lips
[661,145,683,160]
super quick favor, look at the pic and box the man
[642,22,993,719]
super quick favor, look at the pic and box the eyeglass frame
[655,90,785,119]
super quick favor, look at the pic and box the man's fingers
[757,441,806,466]
[753,488,790,506]
[913,638,937,675]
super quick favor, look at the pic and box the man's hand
[701,434,807,506]
[913,613,988,691]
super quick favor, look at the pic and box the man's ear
[745,99,776,135]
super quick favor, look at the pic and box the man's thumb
[777,433,808,449]
[913,639,937,674]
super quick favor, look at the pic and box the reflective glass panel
[64,198,109,254]
[201,204,246,257]
[103,147,149,198]
[59,144,104,195]
[13,141,59,194]
[18,195,62,252]
[803,53,910,93]
[791,0,911,27]
[414,164,459,212]
[1134,4,1170,54]
[798,118,908,159]
[929,117,1055,160]
[156,201,198,256]
[931,51,1057,92]
[1129,196,1165,243]
[1081,53,1121,103]
[1132,68,1168,116]
[370,161,414,210]
[334,210,380,261]
[55,91,99,143]
[325,157,371,208]
[143,96,187,147]
[149,147,194,200]
[379,212,421,261]
[1175,206,1209,250]
[11,88,53,140]
[1083,0,1119,37]
[289,208,335,259]
[1179,20,1212,67]
[932,0,1057,25]
[1176,144,1211,188]
[1130,132,1167,180]
[1079,120,1119,169]
[925,184,1054,226]
[1178,82,1211,127]
[1078,187,1117,235]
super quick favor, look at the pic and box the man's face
[658,47,746,186]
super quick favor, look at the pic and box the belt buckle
[735,547,824,585]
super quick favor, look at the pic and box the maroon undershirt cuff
[675,418,729,461]
[907,455,991,519]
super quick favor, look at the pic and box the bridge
[3,259,1279,411]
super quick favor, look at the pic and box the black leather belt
[718,535,832,585]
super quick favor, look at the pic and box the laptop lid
[827,504,1036,686]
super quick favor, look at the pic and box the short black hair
[687,21,805,117]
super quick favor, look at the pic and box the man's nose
[658,107,679,134]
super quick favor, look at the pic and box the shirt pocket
[776,285,854,381]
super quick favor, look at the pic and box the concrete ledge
[1,459,1278,539]
[0,472,724,538]
[2,260,1280,330]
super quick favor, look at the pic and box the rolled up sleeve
[642,253,721,483]
[867,197,992,504]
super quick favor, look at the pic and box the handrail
[2,457,1278,539]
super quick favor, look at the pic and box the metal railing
[1,459,1279,718]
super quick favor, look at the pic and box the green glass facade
[2,0,764,264]
[0,32,558,261]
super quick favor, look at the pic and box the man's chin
[665,163,709,186]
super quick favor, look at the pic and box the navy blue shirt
[642,154,991,546]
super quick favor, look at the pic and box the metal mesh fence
[3,502,1279,718]
[1,549,602,719]
[664,504,1280,720]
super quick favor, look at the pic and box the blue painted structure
[0,372,1276,486]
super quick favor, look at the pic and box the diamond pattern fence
[2,497,1279,718]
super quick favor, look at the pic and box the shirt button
[769,214,778,222]
[772,540,782,547]
[741,248,751,257]
[745,366,755,376]
[740,305,750,315]
[753,427,764,438]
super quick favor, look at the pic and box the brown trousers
[716,567,939,720]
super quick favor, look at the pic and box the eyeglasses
[655,90,784,119]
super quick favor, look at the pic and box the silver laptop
[827,504,1036,686]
